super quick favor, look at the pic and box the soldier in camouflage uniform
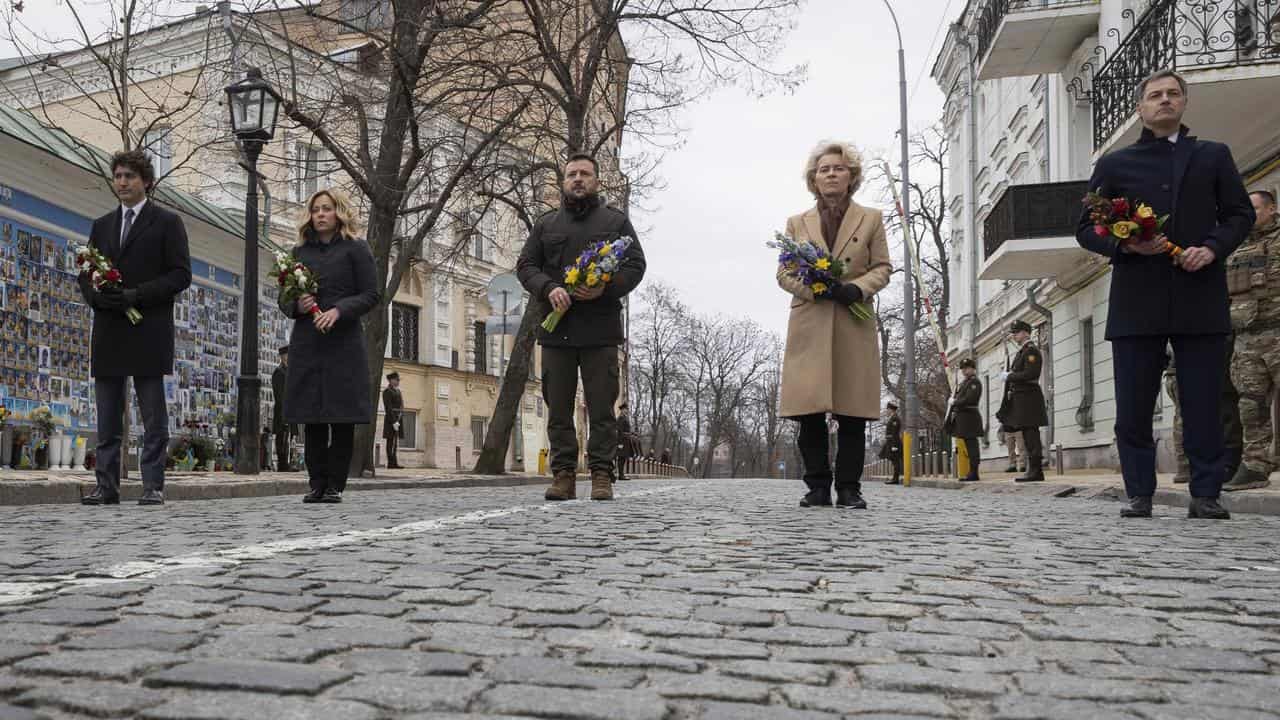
[1166,347,1242,485]
[1225,190,1280,491]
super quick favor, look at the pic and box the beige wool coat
[778,201,892,419]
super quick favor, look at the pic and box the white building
[933,0,1280,471]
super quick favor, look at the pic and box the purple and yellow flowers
[542,236,634,332]
[768,232,872,320]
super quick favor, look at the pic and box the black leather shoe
[960,474,980,482]
[138,490,164,506]
[883,478,901,485]
[1120,496,1153,518]
[81,488,120,506]
[835,489,867,509]
[1014,470,1045,483]
[321,489,343,504]
[302,490,325,503]
[1004,465,1018,473]
[799,488,832,507]
[1188,497,1230,520]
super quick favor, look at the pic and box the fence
[625,458,691,478]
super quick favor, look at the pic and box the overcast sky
[634,0,955,340]
[2,0,957,341]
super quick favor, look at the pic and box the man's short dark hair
[110,149,157,192]
[1135,69,1187,103]
[565,152,598,173]
[1251,190,1276,207]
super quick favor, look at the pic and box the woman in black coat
[280,189,380,503]
[948,358,984,482]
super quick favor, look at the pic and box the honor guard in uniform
[880,402,902,484]
[1225,190,1280,491]
[948,358,984,482]
[382,372,404,469]
[997,320,1047,483]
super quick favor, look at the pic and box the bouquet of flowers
[1082,191,1180,261]
[75,245,142,325]
[271,251,321,321]
[0,404,9,432]
[768,232,873,320]
[541,236,634,332]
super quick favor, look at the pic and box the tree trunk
[475,297,546,473]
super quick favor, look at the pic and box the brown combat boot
[590,469,614,501]
[545,470,577,501]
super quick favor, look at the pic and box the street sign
[484,314,524,335]
[486,273,524,315]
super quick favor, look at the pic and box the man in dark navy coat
[77,150,192,506]
[1076,70,1255,520]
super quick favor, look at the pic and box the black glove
[96,287,125,311]
[827,281,862,305]
[121,288,138,309]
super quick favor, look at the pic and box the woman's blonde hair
[804,141,864,199]
[296,187,361,245]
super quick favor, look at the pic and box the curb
[0,472,673,507]
[886,476,1280,517]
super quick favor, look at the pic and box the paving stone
[1163,681,1280,711]
[213,608,311,627]
[991,641,1127,663]
[313,582,402,599]
[773,646,901,665]
[859,663,1009,697]
[33,594,139,612]
[1056,660,1198,683]
[654,637,770,659]
[837,602,927,619]
[905,618,1024,640]
[330,649,479,676]
[934,606,1029,625]
[1128,703,1279,720]
[621,618,724,638]
[781,686,956,717]
[721,596,825,612]
[489,656,643,689]
[993,695,1145,720]
[1,609,116,627]
[919,654,1037,674]
[784,611,891,633]
[63,629,203,652]
[512,612,609,629]
[479,684,670,720]
[0,647,42,667]
[649,672,771,702]
[0,704,37,720]
[330,675,489,712]
[14,649,180,680]
[862,632,985,656]
[144,660,352,695]
[720,660,833,685]
[1015,673,1167,702]
[1121,645,1270,672]
[397,589,486,606]
[698,701,841,720]
[0,625,66,646]
[383,571,467,589]
[409,605,517,625]
[578,648,701,673]
[230,593,326,613]
[489,591,592,613]
[311,625,424,649]
[544,628,649,650]
[127,600,221,619]
[192,633,351,662]
[420,624,548,657]
[17,681,166,716]
[692,607,775,627]
[231,578,323,595]
[1023,622,1161,645]
[138,691,381,720]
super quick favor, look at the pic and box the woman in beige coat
[778,141,892,509]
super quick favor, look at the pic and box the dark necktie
[120,208,135,251]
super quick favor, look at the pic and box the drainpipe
[956,27,980,356]
[1025,280,1054,448]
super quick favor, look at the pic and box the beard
[562,189,601,217]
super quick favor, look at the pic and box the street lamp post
[880,0,916,484]
[225,67,281,475]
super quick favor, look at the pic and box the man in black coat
[1076,70,1255,520]
[517,152,646,502]
[880,402,902,484]
[382,372,403,469]
[77,150,192,506]
[615,402,634,482]
[948,358,984,482]
[271,346,293,471]
[997,321,1048,484]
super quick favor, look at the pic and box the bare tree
[686,315,770,477]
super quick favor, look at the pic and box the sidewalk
[876,467,1280,516]
[0,468,671,506]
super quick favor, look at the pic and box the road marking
[0,486,681,606]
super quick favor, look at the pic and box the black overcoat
[78,201,192,377]
[279,234,380,425]
[516,202,647,348]
[997,342,1048,429]
[949,377,984,439]
[271,365,289,434]
[382,387,403,439]
[879,414,902,460]
[1076,126,1255,339]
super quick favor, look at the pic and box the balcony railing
[975,0,1101,63]
[983,181,1089,260]
[1092,0,1280,149]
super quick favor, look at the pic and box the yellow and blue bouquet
[542,236,635,332]
[768,232,872,320]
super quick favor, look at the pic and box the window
[473,320,487,373]
[142,127,173,178]
[471,416,486,453]
[398,411,417,450]
[391,303,419,362]
[338,0,391,30]
[294,143,322,202]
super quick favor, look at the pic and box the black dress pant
[94,375,168,494]
[795,413,866,492]
[961,436,981,478]
[542,345,620,475]
[275,429,291,471]
[385,433,399,468]
[304,423,355,494]
[1020,427,1043,469]
[1114,334,1227,498]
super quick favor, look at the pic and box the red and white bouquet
[271,251,321,321]
[75,245,142,325]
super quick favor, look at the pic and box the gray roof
[0,102,244,241]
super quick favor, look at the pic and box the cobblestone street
[1,478,1278,719]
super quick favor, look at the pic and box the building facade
[934,0,1280,471]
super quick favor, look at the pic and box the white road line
[0,486,681,606]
